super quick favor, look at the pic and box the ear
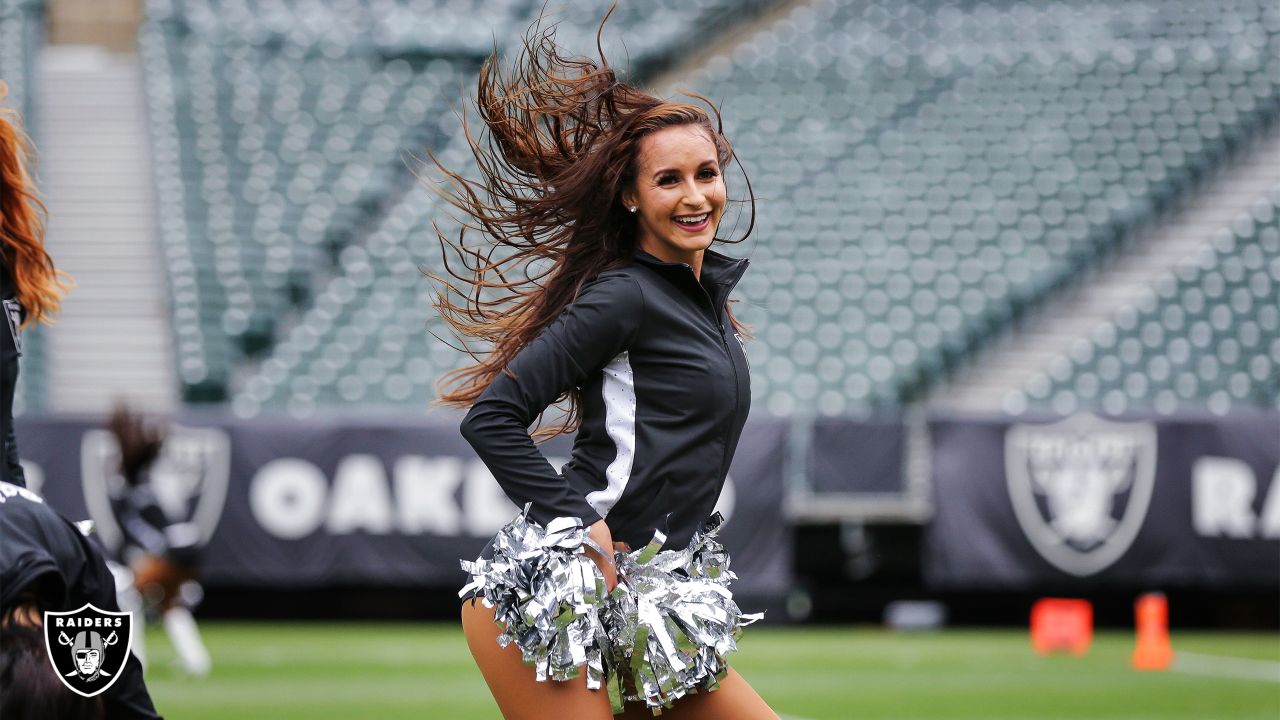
[620,185,638,212]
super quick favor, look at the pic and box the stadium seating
[0,0,47,413]
[137,0,1280,416]
[140,0,482,400]
[687,0,1280,416]
[1011,184,1280,415]
[144,0,528,56]
[0,0,40,118]
[143,0,775,405]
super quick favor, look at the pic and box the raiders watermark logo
[43,605,133,698]
[1005,413,1157,577]
[734,332,750,370]
[80,425,231,555]
[2,297,23,357]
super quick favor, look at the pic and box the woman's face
[622,124,726,266]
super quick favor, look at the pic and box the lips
[673,212,710,232]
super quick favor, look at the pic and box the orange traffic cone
[1030,598,1093,656]
[1132,592,1173,671]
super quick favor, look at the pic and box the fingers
[583,543,617,592]
[586,520,620,591]
[591,551,617,592]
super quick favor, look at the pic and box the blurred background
[1,0,1277,718]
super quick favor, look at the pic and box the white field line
[1173,651,1280,683]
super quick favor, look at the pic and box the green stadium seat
[1014,186,1280,414]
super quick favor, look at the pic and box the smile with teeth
[674,213,709,226]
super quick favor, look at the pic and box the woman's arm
[5,423,25,488]
[458,272,644,528]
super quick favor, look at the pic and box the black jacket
[0,482,163,719]
[110,483,202,567]
[0,265,26,487]
[460,246,751,551]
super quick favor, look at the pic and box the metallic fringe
[460,507,762,715]
[459,510,611,690]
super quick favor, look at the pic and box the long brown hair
[427,7,754,437]
[0,84,70,327]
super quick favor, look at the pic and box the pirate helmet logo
[42,604,134,697]
[80,425,231,557]
[68,630,114,680]
[1005,413,1157,577]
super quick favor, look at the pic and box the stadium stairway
[39,45,177,413]
[932,126,1280,414]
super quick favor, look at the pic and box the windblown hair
[107,403,166,487]
[0,85,70,327]
[428,8,754,438]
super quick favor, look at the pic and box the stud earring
[628,206,637,213]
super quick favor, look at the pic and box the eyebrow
[651,159,718,178]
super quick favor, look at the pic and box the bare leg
[163,606,211,677]
[461,600,615,720]
[651,667,779,720]
[108,560,147,669]
[588,666,778,719]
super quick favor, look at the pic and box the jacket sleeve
[6,422,25,488]
[459,273,643,528]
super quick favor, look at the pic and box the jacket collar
[631,245,751,302]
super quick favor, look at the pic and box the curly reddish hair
[0,83,71,326]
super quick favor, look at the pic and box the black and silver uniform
[0,482,163,719]
[460,246,751,552]
[109,482,201,568]
[0,265,26,487]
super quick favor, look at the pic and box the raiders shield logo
[1005,413,1157,577]
[43,604,134,698]
[79,425,231,555]
[2,297,23,357]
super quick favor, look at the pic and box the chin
[690,234,717,250]
[669,229,717,252]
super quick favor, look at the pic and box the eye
[657,174,678,186]
[698,168,719,180]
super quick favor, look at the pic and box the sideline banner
[809,416,904,493]
[18,413,791,597]
[925,411,1280,589]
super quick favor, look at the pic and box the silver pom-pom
[460,509,761,715]
[604,512,763,714]
[459,505,611,690]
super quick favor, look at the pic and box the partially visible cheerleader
[0,80,72,488]
[1,479,164,719]
[105,405,211,678]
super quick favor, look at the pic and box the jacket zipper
[691,273,740,483]
[718,316,740,480]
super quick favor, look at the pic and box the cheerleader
[104,405,211,677]
[0,481,163,719]
[430,10,777,720]
[0,81,71,488]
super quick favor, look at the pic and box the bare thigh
[561,661,777,719]
[461,600,615,720]
[647,667,779,720]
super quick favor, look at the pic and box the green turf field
[141,623,1279,719]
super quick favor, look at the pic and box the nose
[681,180,706,208]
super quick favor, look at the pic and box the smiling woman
[422,5,774,720]
[623,124,730,277]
